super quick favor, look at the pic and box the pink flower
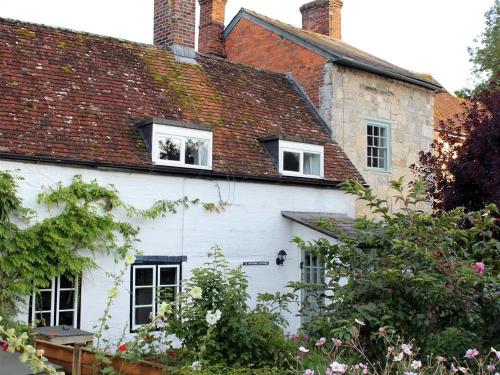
[330,361,349,373]
[401,343,413,355]
[451,363,459,373]
[465,348,479,359]
[487,365,496,372]
[1,342,8,352]
[304,370,315,375]
[332,338,343,347]
[354,363,369,374]
[290,333,298,342]
[472,262,485,274]
[302,334,309,342]
[316,337,327,347]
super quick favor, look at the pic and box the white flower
[124,254,136,265]
[411,360,422,370]
[191,361,201,371]
[393,352,404,362]
[401,343,413,355]
[355,319,366,326]
[404,373,417,375]
[190,286,203,299]
[158,301,171,317]
[206,309,222,326]
[329,361,349,373]
[491,347,500,360]
[298,346,309,353]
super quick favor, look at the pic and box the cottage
[0,1,363,339]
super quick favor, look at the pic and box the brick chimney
[154,0,196,53]
[198,0,228,56]
[300,0,343,39]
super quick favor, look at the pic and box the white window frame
[152,124,213,170]
[279,140,324,179]
[131,264,181,331]
[365,118,392,172]
[301,251,326,324]
[31,275,79,328]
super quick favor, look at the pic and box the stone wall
[323,64,435,215]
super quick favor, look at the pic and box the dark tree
[413,81,499,211]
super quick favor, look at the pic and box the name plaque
[242,261,270,266]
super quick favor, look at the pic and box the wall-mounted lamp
[276,250,287,266]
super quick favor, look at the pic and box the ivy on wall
[0,171,199,321]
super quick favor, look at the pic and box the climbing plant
[0,170,199,322]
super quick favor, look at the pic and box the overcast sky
[1,0,492,93]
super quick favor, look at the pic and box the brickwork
[225,19,328,107]
[154,0,196,49]
[198,0,227,56]
[300,0,343,39]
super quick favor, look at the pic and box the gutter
[0,153,345,189]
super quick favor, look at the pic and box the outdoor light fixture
[276,250,287,266]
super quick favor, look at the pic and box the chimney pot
[300,0,343,39]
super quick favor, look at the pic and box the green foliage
[425,328,479,361]
[0,171,197,321]
[457,0,499,97]
[163,247,292,367]
[293,179,500,360]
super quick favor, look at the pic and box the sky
[1,0,493,93]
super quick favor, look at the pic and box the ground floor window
[30,274,80,328]
[131,263,181,330]
[301,251,326,323]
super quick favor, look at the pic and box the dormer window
[147,122,213,170]
[279,140,324,178]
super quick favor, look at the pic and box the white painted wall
[4,160,354,341]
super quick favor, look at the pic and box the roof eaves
[334,57,443,91]
[223,9,443,92]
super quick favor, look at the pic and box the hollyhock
[472,262,485,274]
[189,286,203,300]
[465,348,480,359]
[316,337,326,347]
[1,342,8,352]
[119,344,127,352]
[290,333,298,341]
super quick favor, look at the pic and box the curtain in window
[304,153,320,175]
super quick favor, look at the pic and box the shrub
[425,328,479,361]
[293,179,500,360]
[163,247,291,367]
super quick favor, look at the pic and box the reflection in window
[185,139,209,166]
[283,151,300,172]
[158,138,181,161]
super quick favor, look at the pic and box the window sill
[364,167,393,174]
[153,161,213,171]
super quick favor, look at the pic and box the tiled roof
[224,9,443,91]
[0,17,363,185]
[435,91,469,135]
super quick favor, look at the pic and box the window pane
[159,267,177,286]
[135,268,153,286]
[135,307,152,325]
[303,153,320,176]
[185,139,209,166]
[158,287,176,303]
[59,291,75,310]
[36,291,52,311]
[135,287,153,306]
[60,275,76,289]
[59,311,74,326]
[283,151,300,172]
[35,313,51,327]
[158,138,181,161]
[367,125,373,135]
